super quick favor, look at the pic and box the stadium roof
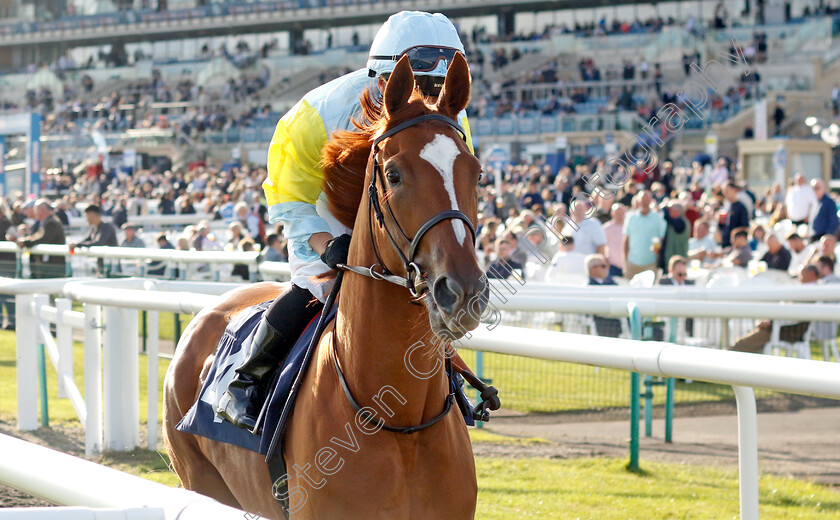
[0,0,693,50]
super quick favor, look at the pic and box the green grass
[474,457,840,519]
[156,312,194,342]
[103,448,840,519]
[469,428,549,446]
[100,448,180,487]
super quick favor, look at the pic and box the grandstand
[3,2,840,518]
[1,0,839,183]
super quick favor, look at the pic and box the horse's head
[323,53,487,340]
[378,55,488,338]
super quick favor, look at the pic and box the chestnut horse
[163,54,485,519]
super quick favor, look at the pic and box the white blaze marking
[419,134,467,245]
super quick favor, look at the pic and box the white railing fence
[462,324,840,520]
[14,278,229,455]
[10,277,840,456]
[0,241,292,282]
[4,277,840,519]
[0,433,246,519]
[489,281,840,352]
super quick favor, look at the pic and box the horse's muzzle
[431,272,486,335]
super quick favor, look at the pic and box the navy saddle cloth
[177,300,474,455]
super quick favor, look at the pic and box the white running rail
[462,324,840,520]
[5,278,840,520]
[0,433,246,519]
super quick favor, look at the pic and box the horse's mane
[322,87,434,229]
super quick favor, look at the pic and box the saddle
[175,299,330,454]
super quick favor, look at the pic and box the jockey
[218,10,474,430]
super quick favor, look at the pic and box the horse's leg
[165,428,242,508]
[198,443,288,520]
[162,305,245,507]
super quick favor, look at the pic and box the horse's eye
[386,169,401,185]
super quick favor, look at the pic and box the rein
[338,113,476,298]
[333,333,456,434]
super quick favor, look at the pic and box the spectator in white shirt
[784,173,817,225]
[562,199,606,256]
[786,232,811,276]
[521,226,554,281]
[602,203,626,277]
[710,158,729,187]
[545,236,586,281]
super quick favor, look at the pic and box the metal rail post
[627,302,641,471]
[174,313,182,344]
[16,294,37,431]
[734,386,759,520]
[34,294,49,429]
[643,375,654,437]
[665,317,678,443]
[36,343,48,429]
[475,351,485,429]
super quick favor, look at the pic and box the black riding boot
[217,285,323,431]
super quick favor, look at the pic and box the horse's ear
[384,55,415,118]
[435,52,471,117]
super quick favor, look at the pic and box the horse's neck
[333,255,449,426]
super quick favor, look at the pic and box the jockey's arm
[265,100,332,263]
[309,232,334,256]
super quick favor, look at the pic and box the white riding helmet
[367,11,465,94]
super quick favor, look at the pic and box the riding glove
[320,234,352,269]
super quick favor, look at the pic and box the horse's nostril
[433,276,464,313]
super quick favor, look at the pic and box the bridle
[333,113,477,434]
[337,113,477,298]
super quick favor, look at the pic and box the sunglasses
[674,272,687,277]
[371,46,462,73]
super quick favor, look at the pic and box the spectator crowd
[477,157,839,287]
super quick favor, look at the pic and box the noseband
[338,113,477,297]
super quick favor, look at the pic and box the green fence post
[628,302,641,471]
[475,351,485,429]
[644,375,654,437]
[665,317,678,443]
[174,313,182,344]
[665,378,675,443]
[141,310,148,354]
[37,343,49,429]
